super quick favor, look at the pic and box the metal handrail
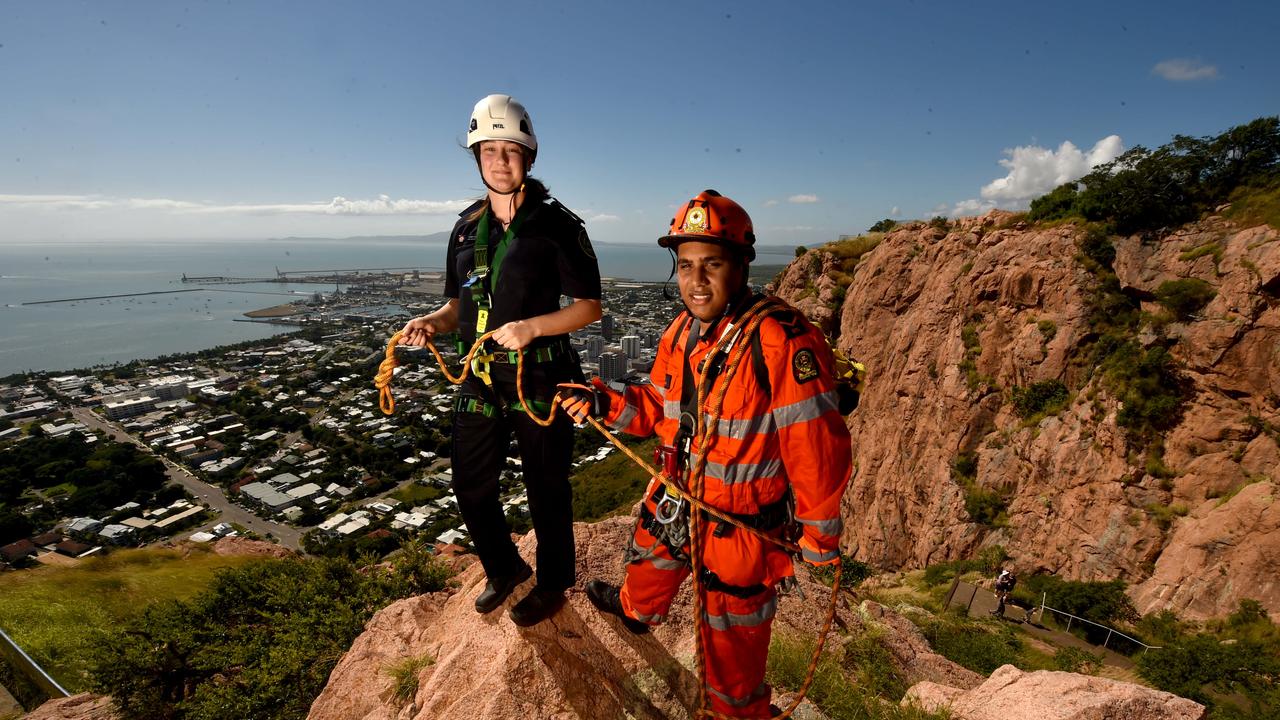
[0,625,70,698]
[1033,592,1163,653]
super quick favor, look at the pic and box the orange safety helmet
[658,189,756,261]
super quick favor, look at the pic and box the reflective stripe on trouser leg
[620,513,690,625]
[702,586,777,719]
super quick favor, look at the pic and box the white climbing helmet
[466,94,537,155]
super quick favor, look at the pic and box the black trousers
[451,364,577,591]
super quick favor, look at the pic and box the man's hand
[557,378,612,424]
[492,320,539,350]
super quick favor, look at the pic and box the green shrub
[810,556,875,591]
[869,218,898,233]
[1037,319,1058,340]
[1028,182,1083,223]
[1096,341,1188,438]
[963,486,1009,527]
[921,613,1023,674]
[1024,576,1137,630]
[767,633,947,719]
[795,245,808,258]
[1155,278,1217,320]
[929,216,950,230]
[1011,380,1069,419]
[1053,646,1104,674]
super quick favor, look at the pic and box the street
[69,407,303,550]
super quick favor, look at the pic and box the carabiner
[471,352,494,386]
[654,493,684,525]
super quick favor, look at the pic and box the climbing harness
[374,294,846,720]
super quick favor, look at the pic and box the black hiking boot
[474,563,533,614]
[586,580,650,634]
[509,586,566,627]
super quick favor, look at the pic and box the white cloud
[949,199,997,217]
[890,206,901,218]
[586,213,620,223]
[964,134,1124,213]
[788,194,820,204]
[762,199,779,207]
[1152,58,1218,81]
[947,133,1123,217]
[0,193,471,216]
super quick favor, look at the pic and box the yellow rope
[374,307,842,719]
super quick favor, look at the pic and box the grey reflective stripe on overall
[708,683,771,708]
[702,595,778,630]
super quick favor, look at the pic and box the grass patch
[1223,179,1280,231]
[1178,241,1224,264]
[388,482,445,507]
[1054,646,1104,674]
[766,633,947,719]
[0,546,258,690]
[918,611,1023,675]
[385,653,435,704]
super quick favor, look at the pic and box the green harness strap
[469,205,529,333]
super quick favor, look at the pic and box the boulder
[902,664,1205,720]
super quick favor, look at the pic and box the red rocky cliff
[771,211,1280,620]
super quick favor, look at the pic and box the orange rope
[374,329,563,426]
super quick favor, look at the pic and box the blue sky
[1,0,1276,245]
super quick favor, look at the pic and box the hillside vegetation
[0,545,257,690]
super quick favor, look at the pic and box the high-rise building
[601,314,615,341]
[586,335,605,359]
[598,351,627,382]
[620,335,641,359]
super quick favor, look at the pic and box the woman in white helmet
[398,94,602,627]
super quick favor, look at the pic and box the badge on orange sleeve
[792,348,819,384]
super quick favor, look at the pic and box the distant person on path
[992,568,1017,618]
[558,190,852,718]
[398,94,602,627]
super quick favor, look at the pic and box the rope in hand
[373,312,844,720]
[374,329,559,426]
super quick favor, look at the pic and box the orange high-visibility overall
[601,298,852,718]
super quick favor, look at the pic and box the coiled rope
[374,313,843,720]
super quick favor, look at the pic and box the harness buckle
[471,352,494,386]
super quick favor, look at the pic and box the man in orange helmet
[559,190,853,718]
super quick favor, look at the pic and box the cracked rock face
[773,212,1279,620]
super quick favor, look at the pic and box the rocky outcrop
[903,664,1205,720]
[307,518,976,720]
[22,693,118,720]
[775,212,1280,620]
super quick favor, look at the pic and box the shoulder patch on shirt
[577,227,596,260]
[792,348,819,384]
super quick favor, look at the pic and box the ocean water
[0,238,793,377]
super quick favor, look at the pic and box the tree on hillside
[1027,116,1280,233]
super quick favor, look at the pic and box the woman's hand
[399,316,439,347]
[491,320,539,350]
